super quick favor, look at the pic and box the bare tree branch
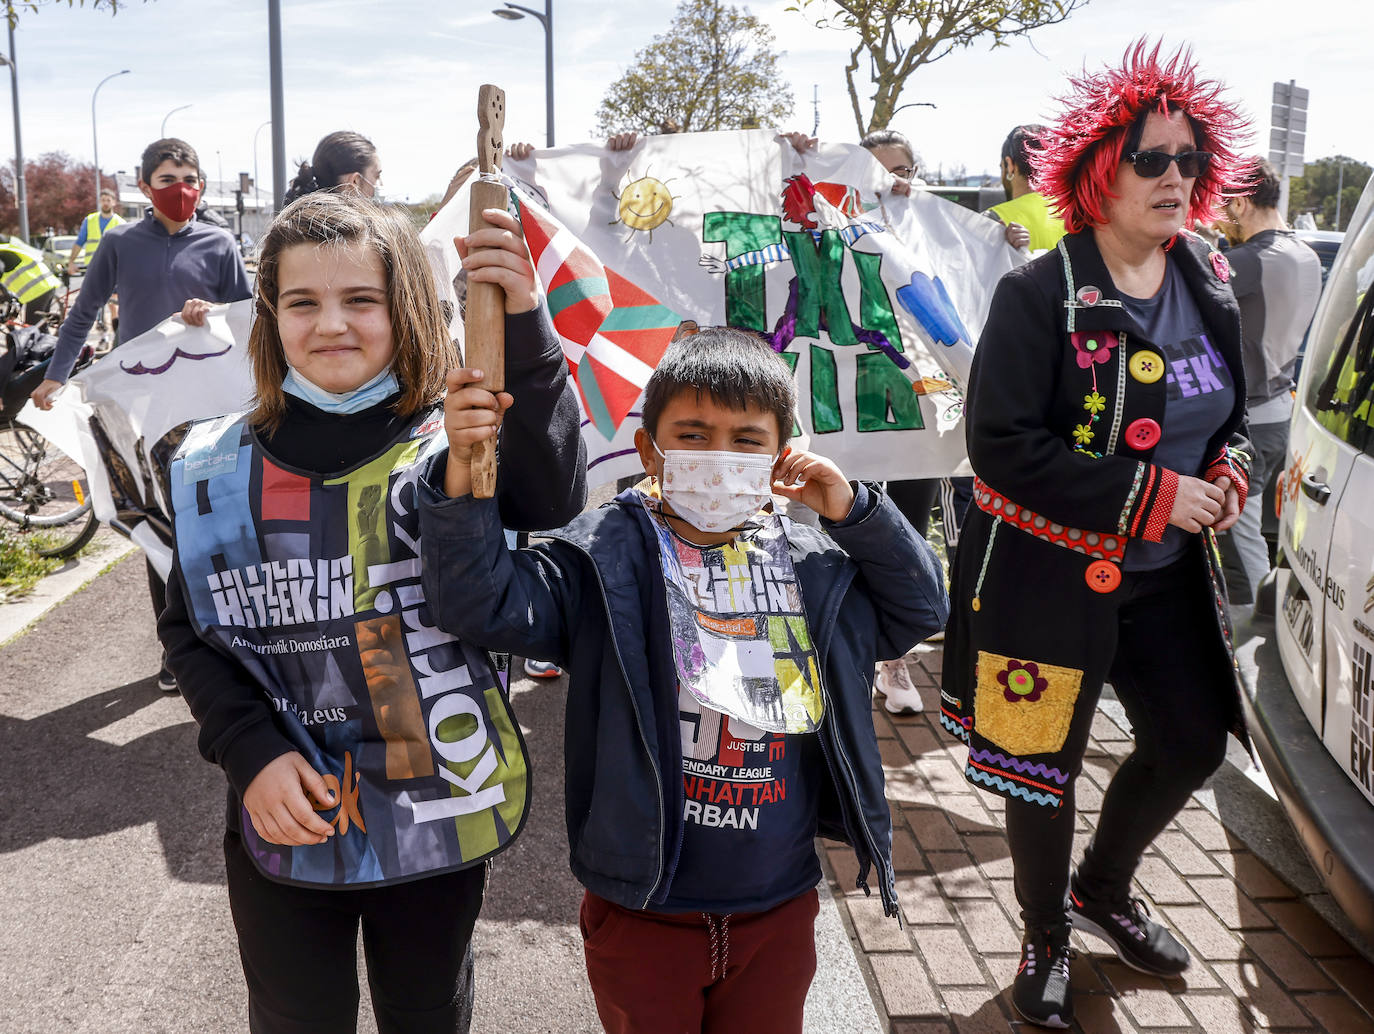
[794,0,1090,134]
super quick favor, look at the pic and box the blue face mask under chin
[281,365,400,415]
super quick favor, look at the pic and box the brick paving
[825,644,1374,1033]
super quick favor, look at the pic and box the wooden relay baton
[463,84,508,499]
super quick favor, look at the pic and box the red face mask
[148,181,201,222]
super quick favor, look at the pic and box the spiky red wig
[1032,40,1251,234]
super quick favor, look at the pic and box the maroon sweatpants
[580,887,820,1034]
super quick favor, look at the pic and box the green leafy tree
[1288,155,1371,232]
[790,0,1089,136]
[595,0,793,137]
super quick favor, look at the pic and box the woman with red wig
[939,42,1252,1027]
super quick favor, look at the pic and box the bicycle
[0,301,98,559]
[53,268,114,355]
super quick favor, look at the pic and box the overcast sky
[3,0,1367,203]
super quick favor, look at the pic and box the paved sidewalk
[7,548,1374,1032]
[828,645,1374,1033]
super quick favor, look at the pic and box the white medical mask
[653,441,777,533]
[357,173,383,201]
[282,365,400,414]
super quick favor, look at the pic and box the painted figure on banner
[427,130,1022,490]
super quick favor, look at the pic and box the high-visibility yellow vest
[0,241,62,305]
[81,210,125,260]
[987,191,1067,253]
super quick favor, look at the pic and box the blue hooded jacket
[419,481,948,917]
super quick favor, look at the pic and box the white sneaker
[875,658,923,714]
[523,658,563,679]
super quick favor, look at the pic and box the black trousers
[886,478,938,538]
[224,830,484,1034]
[1003,557,1235,929]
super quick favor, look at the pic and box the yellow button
[1129,350,1165,384]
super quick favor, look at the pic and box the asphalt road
[0,550,877,1033]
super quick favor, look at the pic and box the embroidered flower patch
[998,659,1048,703]
[1069,330,1118,370]
[974,651,1085,756]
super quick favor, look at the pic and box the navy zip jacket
[418,481,949,917]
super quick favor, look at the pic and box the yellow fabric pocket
[974,651,1084,757]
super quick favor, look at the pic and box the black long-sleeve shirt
[158,306,586,817]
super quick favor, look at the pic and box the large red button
[1124,417,1161,451]
[1085,560,1121,593]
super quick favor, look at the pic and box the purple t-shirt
[1120,257,1236,570]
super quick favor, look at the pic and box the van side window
[1311,289,1374,456]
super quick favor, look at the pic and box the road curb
[0,528,137,646]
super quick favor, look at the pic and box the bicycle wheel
[31,508,98,558]
[0,420,97,557]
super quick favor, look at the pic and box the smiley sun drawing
[611,171,678,242]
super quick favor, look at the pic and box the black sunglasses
[1125,150,1213,179]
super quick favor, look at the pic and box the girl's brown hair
[248,192,457,431]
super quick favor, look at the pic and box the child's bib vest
[170,406,530,888]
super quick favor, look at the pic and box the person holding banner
[421,328,947,1034]
[157,192,585,1032]
[940,42,1252,1028]
[33,137,252,693]
[283,130,382,203]
[986,124,1067,255]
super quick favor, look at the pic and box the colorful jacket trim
[973,478,1129,561]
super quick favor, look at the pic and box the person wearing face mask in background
[32,137,252,693]
[283,130,382,204]
[421,327,948,1034]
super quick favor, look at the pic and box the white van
[1246,173,1374,941]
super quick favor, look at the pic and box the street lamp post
[0,22,28,242]
[161,103,191,137]
[92,69,130,207]
[253,119,271,228]
[492,0,553,147]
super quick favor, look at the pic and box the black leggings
[224,830,484,1034]
[1004,558,1235,929]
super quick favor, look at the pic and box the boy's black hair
[641,327,797,445]
[140,138,201,183]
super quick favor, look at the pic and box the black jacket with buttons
[937,228,1251,807]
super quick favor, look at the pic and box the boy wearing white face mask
[420,326,948,1033]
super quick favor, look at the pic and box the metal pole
[161,103,191,138]
[92,70,129,207]
[268,0,286,212]
[91,91,99,206]
[253,119,270,227]
[544,0,554,147]
[7,22,27,242]
[1335,158,1345,230]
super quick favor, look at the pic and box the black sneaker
[157,664,178,694]
[1012,926,1074,1029]
[1069,881,1189,976]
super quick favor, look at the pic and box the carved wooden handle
[464,84,508,499]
